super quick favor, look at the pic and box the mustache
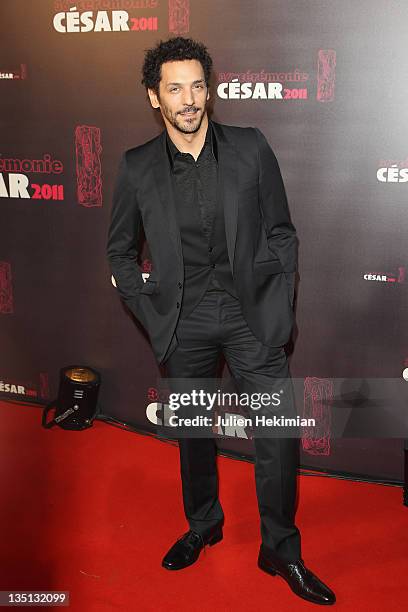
[178,107,200,115]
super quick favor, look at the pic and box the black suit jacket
[106,119,298,364]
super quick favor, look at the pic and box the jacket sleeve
[254,127,298,306]
[106,152,144,314]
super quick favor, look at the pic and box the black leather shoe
[162,528,223,570]
[258,546,336,605]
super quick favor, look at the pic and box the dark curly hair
[141,36,213,94]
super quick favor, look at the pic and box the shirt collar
[166,120,216,169]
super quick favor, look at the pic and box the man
[107,37,335,605]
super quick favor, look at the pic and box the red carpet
[0,399,406,611]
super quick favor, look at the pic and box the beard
[160,102,206,134]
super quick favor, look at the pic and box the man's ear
[147,87,160,109]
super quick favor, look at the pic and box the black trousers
[163,289,302,562]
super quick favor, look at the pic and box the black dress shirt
[166,122,218,242]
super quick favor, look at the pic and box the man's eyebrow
[166,79,205,87]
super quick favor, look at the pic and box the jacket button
[178,282,182,289]
[176,302,180,308]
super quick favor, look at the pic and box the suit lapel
[152,132,183,266]
[211,120,239,274]
[151,120,239,273]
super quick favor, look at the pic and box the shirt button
[176,302,180,308]
[208,246,213,252]
[178,282,182,289]
[211,264,216,268]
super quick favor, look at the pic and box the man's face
[148,59,210,134]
